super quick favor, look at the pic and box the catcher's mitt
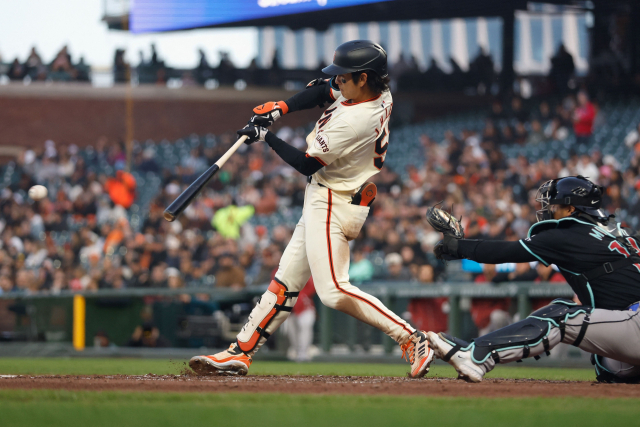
[426,204,464,239]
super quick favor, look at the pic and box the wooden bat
[163,135,248,222]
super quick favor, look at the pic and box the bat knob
[163,211,176,222]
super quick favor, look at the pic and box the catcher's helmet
[535,175,607,222]
[322,40,388,78]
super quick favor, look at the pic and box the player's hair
[352,70,390,94]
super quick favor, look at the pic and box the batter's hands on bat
[237,124,268,145]
[305,77,329,88]
[249,101,289,128]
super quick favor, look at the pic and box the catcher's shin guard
[430,299,592,378]
[236,279,299,355]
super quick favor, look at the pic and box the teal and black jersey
[519,218,640,310]
[457,217,640,310]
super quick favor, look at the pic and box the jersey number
[374,129,388,170]
[608,238,640,273]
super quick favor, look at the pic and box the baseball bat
[163,135,248,222]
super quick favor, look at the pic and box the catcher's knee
[236,279,299,353]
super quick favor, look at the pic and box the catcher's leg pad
[468,299,592,364]
[236,279,298,354]
[592,354,640,383]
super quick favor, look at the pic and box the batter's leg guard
[428,299,592,381]
[236,279,299,356]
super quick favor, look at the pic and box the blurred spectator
[7,58,26,80]
[25,47,47,80]
[50,45,74,75]
[385,252,412,281]
[283,276,316,362]
[93,331,116,348]
[114,49,129,82]
[215,252,245,289]
[211,204,255,239]
[526,120,545,145]
[573,91,596,145]
[549,44,575,94]
[127,322,170,347]
[349,248,374,283]
[105,170,137,209]
[624,123,640,149]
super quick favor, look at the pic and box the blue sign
[131,0,392,33]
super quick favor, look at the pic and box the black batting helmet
[535,175,607,222]
[322,40,388,78]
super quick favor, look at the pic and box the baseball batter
[190,40,433,378]
[428,175,640,383]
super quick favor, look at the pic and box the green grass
[0,357,596,380]
[1,390,639,427]
[0,358,633,426]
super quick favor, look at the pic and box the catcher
[426,175,640,383]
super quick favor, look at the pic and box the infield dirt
[1,374,639,398]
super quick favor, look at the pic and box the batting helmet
[322,40,388,78]
[535,175,607,222]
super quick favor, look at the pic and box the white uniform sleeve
[306,119,357,167]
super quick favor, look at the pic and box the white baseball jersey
[232,84,415,361]
[305,88,393,192]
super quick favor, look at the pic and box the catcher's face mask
[535,179,555,222]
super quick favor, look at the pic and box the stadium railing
[0,282,574,354]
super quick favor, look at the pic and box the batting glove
[237,124,268,145]
[249,101,288,127]
[305,77,329,88]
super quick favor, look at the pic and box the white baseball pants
[241,181,415,356]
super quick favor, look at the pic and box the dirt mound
[1,374,639,398]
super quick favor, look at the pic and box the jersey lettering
[589,228,605,240]
[608,240,640,273]
[317,107,337,130]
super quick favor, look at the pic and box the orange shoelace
[400,341,415,364]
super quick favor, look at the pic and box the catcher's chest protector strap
[236,280,299,353]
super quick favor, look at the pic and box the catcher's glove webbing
[426,203,464,238]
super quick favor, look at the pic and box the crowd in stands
[1,46,90,82]
[1,89,640,335]
[1,91,639,294]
